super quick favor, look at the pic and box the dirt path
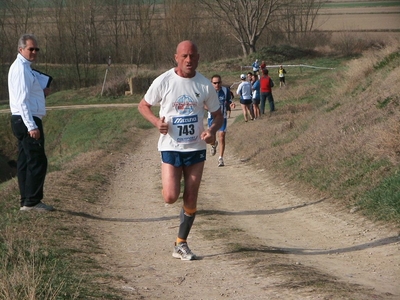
[88,110,399,299]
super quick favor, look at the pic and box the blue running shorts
[161,150,206,167]
[208,118,227,132]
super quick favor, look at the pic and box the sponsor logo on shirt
[172,115,198,125]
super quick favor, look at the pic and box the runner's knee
[162,189,179,204]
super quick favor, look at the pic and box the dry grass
[229,38,400,212]
[0,227,71,300]
[0,119,147,299]
[0,148,137,299]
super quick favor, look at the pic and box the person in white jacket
[8,33,53,212]
[236,74,254,122]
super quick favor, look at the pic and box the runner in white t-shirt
[138,40,223,261]
[144,68,220,151]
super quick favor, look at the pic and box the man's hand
[201,129,216,144]
[138,99,168,134]
[29,128,40,140]
[158,116,169,135]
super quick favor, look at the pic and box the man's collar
[17,53,32,65]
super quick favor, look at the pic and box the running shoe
[210,141,218,156]
[20,202,54,211]
[218,157,224,167]
[172,242,197,261]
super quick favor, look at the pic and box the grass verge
[0,106,150,299]
[228,40,400,224]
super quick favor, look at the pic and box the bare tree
[52,0,104,87]
[103,0,125,63]
[1,0,37,36]
[281,0,327,46]
[120,0,157,68]
[0,0,38,57]
[162,0,203,52]
[198,0,283,57]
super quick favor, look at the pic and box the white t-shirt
[144,68,220,152]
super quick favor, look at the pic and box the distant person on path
[8,33,53,212]
[278,65,287,87]
[251,74,260,120]
[138,40,223,261]
[260,60,266,71]
[208,75,232,167]
[252,59,260,75]
[260,68,275,114]
[236,74,254,122]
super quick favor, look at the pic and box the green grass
[374,51,400,70]
[43,106,152,169]
[359,170,400,221]
[45,90,143,106]
[376,96,393,109]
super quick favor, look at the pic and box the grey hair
[18,34,37,50]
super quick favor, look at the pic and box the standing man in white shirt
[8,34,53,211]
[138,40,223,260]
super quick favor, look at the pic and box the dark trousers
[260,92,275,114]
[11,115,47,207]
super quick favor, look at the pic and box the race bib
[170,115,201,144]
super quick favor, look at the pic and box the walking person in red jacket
[259,68,275,115]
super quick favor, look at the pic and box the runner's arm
[138,99,168,135]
